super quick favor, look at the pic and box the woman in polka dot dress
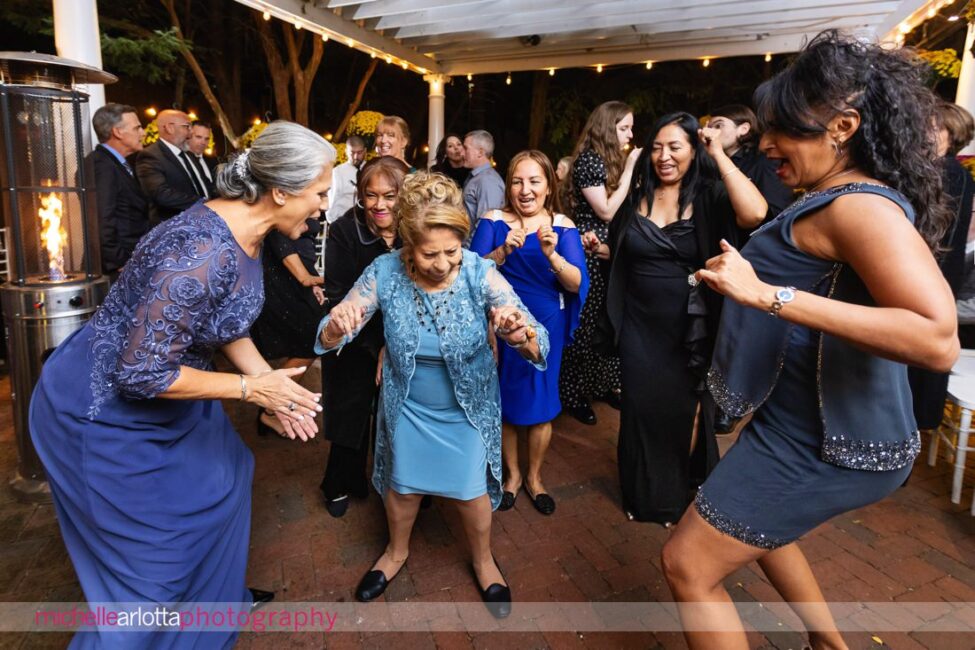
[560,101,642,425]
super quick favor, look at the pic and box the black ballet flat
[525,487,556,516]
[325,494,349,518]
[472,557,511,619]
[567,404,597,425]
[248,588,274,612]
[498,490,518,511]
[355,553,407,602]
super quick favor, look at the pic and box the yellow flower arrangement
[918,48,961,80]
[238,121,268,150]
[960,156,975,182]
[347,110,384,138]
[334,141,348,165]
[142,119,159,146]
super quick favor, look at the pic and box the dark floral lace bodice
[87,202,264,416]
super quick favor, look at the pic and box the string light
[702,58,711,68]
[764,53,772,62]
[928,7,936,18]
[321,33,328,42]
[898,22,911,34]
[645,61,653,70]
[253,118,261,125]
[596,64,603,73]
[262,10,270,21]
[506,73,512,85]
[467,73,473,81]
[187,111,198,120]
[549,68,555,76]
[347,38,354,47]
[294,21,302,30]
[370,51,376,58]
[401,61,409,69]
[386,55,393,64]
[948,14,960,21]
[324,132,333,141]
[145,107,157,117]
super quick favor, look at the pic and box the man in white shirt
[326,135,366,224]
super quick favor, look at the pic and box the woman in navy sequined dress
[660,33,958,650]
[29,122,333,649]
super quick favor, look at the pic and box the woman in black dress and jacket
[605,112,766,524]
[319,156,410,517]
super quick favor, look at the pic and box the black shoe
[248,588,274,612]
[525,487,556,516]
[567,404,597,425]
[325,494,349,518]
[420,494,432,510]
[498,490,518,511]
[473,558,511,619]
[355,553,407,602]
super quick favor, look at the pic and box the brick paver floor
[0,364,973,649]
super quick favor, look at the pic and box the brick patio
[0,364,973,649]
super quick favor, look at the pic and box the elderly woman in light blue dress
[317,171,548,618]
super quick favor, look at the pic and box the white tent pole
[53,0,106,120]
[425,74,450,168]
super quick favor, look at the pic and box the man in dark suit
[89,103,150,278]
[186,121,217,196]
[135,109,205,224]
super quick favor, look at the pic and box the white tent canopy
[233,0,948,160]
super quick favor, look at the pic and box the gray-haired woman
[29,120,332,649]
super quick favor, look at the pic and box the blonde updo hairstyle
[397,171,470,263]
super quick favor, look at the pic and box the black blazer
[89,145,149,273]
[135,140,202,224]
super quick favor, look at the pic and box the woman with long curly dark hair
[661,31,957,649]
[559,100,640,424]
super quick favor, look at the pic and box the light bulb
[703,58,710,68]
[262,10,270,21]
[549,68,555,76]
[402,61,409,69]
[370,51,376,58]
[294,21,302,30]
[506,73,512,85]
[764,53,772,63]
[322,33,328,42]
[596,64,603,73]
[467,73,473,81]
[645,61,653,70]
[386,55,393,64]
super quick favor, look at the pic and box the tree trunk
[173,65,186,108]
[159,0,240,146]
[254,13,293,121]
[528,71,549,150]
[334,58,379,139]
[284,27,324,126]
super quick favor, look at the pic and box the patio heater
[0,52,115,501]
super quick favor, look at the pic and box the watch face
[775,287,796,302]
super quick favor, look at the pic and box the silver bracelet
[239,374,248,402]
[549,256,567,274]
[721,167,741,180]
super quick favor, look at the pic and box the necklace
[808,168,858,193]
[413,283,455,334]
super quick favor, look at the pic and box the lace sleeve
[314,254,381,354]
[482,262,549,370]
[114,231,233,399]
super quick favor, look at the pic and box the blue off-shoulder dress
[470,211,589,425]
[29,202,264,649]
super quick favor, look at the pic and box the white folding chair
[929,352,975,506]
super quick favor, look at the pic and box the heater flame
[39,192,67,281]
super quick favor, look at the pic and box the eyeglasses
[178,123,191,130]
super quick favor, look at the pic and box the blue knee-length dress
[29,203,264,649]
[470,212,589,425]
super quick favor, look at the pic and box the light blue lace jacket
[315,249,549,509]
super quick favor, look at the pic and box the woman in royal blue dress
[470,150,589,515]
[29,121,333,649]
[318,171,548,617]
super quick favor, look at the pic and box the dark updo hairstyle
[753,30,950,252]
[629,111,717,220]
[710,104,760,152]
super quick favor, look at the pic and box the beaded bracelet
[549,256,567,275]
[721,167,742,180]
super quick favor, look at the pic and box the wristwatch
[768,286,796,317]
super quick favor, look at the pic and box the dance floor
[0,363,973,649]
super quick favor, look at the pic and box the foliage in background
[961,156,975,181]
[345,110,383,154]
[100,28,185,84]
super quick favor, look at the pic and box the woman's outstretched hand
[695,239,771,309]
[247,367,321,440]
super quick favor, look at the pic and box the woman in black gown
[251,215,327,435]
[319,156,410,517]
[605,112,766,524]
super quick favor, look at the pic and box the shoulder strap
[789,183,915,225]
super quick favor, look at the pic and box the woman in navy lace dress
[661,33,958,650]
[29,121,333,649]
